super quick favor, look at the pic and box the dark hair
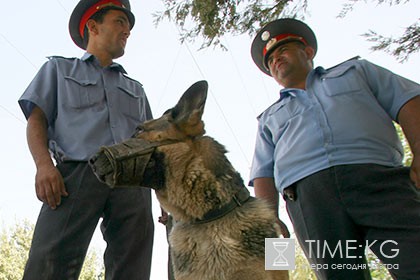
[291,41,307,49]
[81,7,113,48]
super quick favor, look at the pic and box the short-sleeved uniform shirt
[249,58,420,193]
[19,53,153,162]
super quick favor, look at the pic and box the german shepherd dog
[90,81,289,280]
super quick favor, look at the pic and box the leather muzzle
[89,138,157,188]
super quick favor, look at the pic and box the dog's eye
[136,124,144,132]
[132,125,144,137]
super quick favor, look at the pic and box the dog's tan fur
[95,81,289,280]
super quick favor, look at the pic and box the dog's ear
[172,80,208,136]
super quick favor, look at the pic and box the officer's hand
[410,155,420,188]
[35,163,68,209]
[158,208,169,225]
[276,218,290,238]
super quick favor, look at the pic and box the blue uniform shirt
[19,53,153,162]
[249,58,420,193]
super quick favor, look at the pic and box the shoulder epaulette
[47,55,77,60]
[257,99,281,120]
[122,73,143,87]
[326,55,361,71]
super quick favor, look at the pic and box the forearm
[27,106,54,168]
[398,96,420,156]
[398,95,420,187]
[253,177,279,217]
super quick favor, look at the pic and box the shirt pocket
[265,100,293,142]
[267,95,309,120]
[264,95,312,143]
[322,65,362,96]
[117,85,142,120]
[63,76,103,109]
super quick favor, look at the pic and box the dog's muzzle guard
[89,138,167,188]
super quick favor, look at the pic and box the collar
[279,88,298,102]
[193,187,252,224]
[81,52,127,73]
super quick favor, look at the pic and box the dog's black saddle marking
[193,187,252,224]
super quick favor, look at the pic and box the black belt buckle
[283,185,297,201]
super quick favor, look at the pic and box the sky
[0,0,419,279]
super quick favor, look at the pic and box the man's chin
[114,49,125,59]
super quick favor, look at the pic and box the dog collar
[193,187,252,224]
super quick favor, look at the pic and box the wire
[1,34,38,70]
[55,0,69,13]
[170,25,252,166]
[0,33,34,124]
[222,38,259,117]
[156,43,183,111]
[0,104,25,125]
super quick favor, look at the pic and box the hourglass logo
[265,238,296,270]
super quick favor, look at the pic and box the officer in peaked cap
[19,0,155,279]
[251,18,317,76]
[249,17,420,280]
[69,0,135,49]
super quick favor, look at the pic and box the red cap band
[79,0,124,38]
[262,33,308,56]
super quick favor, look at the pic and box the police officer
[18,1,154,279]
[249,18,420,279]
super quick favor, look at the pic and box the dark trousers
[166,215,175,280]
[22,162,154,280]
[284,164,420,280]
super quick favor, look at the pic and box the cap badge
[261,31,270,41]
[265,38,278,52]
